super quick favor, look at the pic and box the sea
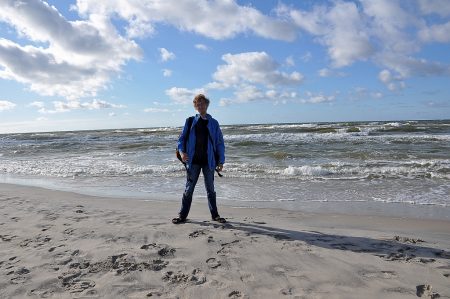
[1,120,449,220]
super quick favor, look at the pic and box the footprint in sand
[19,235,52,248]
[140,243,176,258]
[206,257,221,269]
[37,224,53,232]
[48,244,65,252]
[86,253,169,274]
[381,251,416,262]
[217,240,240,255]
[58,270,96,294]
[63,228,75,236]
[74,205,85,214]
[9,267,31,285]
[43,213,59,221]
[0,234,16,241]
[146,290,164,297]
[29,281,60,299]
[239,273,254,283]
[189,230,207,238]
[69,261,91,270]
[359,269,398,279]
[416,284,441,299]
[57,257,73,266]
[228,290,246,298]
[269,265,290,276]
[280,287,295,295]
[162,268,206,285]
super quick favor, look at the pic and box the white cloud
[349,87,384,100]
[378,69,405,91]
[286,1,374,67]
[379,69,393,83]
[74,0,297,41]
[318,68,332,77]
[36,117,48,121]
[195,44,209,51]
[144,107,170,113]
[174,51,306,105]
[218,85,269,106]
[318,68,346,78]
[301,92,335,104]
[418,0,450,17]
[108,112,116,117]
[159,48,175,62]
[162,69,172,77]
[360,0,450,80]
[165,87,204,105]
[0,100,16,111]
[212,52,304,88]
[232,85,265,103]
[278,0,450,89]
[0,0,142,100]
[37,99,126,113]
[126,18,155,38]
[28,101,45,108]
[219,88,335,106]
[419,21,450,43]
[285,56,295,67]
[361,0,421,54]
[379,54,450,78]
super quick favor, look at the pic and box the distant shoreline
[1,118,449,135]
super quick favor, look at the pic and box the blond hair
[193,94,210,106]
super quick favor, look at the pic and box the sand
[1,183,449,298]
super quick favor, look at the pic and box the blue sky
[0,0,449,133]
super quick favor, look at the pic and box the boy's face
[195,100,208,115]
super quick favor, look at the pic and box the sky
[0,0,449,133]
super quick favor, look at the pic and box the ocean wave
[282,165,331,176]
[0,158,185,178]
[220,160,450,180]
[225,132,450,145]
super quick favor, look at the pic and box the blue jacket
[177,114,225,170]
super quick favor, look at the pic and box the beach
[1,0,450,297]
[1,183,449,298]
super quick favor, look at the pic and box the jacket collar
[195,113,211,120]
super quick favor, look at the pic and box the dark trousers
[179,163,218,219]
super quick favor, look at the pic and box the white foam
[282,166,331,176]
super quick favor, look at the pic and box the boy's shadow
[188,220,450,262]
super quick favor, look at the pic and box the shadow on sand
[188,220,450,262]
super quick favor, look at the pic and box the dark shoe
[172,217,186,224]
[212,216,226,223]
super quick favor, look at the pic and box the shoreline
[1,178,450,221]
[1,183,450,298]
[2,182,450,230]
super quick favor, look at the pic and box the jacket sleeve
[216,122,225,164]
[177,118,190,153]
